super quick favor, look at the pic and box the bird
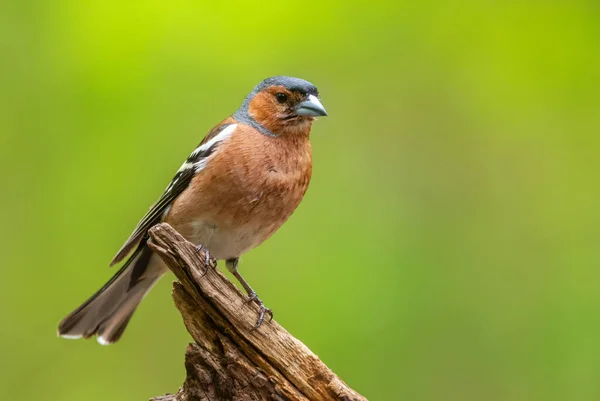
[57,76,327,345]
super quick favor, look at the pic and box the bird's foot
[228,261,273,330]
[195,245,215,275]
[246,291,274,330]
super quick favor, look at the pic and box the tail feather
[58,245,165,344]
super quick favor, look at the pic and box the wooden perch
[147,223,367,401]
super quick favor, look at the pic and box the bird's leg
[195,245,214,275]
[226,257,273,330]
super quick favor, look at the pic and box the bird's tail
[57,245,165,345]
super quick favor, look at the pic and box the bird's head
[234,76,327,136]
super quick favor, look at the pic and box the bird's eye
[275,92,288,103]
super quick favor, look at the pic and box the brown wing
[110,120,236,266]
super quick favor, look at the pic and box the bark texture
[147,223,367,401]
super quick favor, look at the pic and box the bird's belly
[182,218,279,260]
[170,178,308,260]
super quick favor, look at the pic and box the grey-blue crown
[251,76,318,97]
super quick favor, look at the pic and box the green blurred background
[1,1,600,400]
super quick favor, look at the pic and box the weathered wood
[147,223,367,401]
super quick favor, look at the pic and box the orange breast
[165,123,312,259]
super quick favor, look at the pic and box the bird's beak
[295,95,328,117]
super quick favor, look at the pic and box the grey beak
[295,94,328,117]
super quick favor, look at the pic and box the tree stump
[147,223,367,401]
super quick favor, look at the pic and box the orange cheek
[248,93,285,132]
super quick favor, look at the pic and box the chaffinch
[58,76,327,345]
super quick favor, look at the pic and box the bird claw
[195,245,214,276]
[246,292,273,330]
